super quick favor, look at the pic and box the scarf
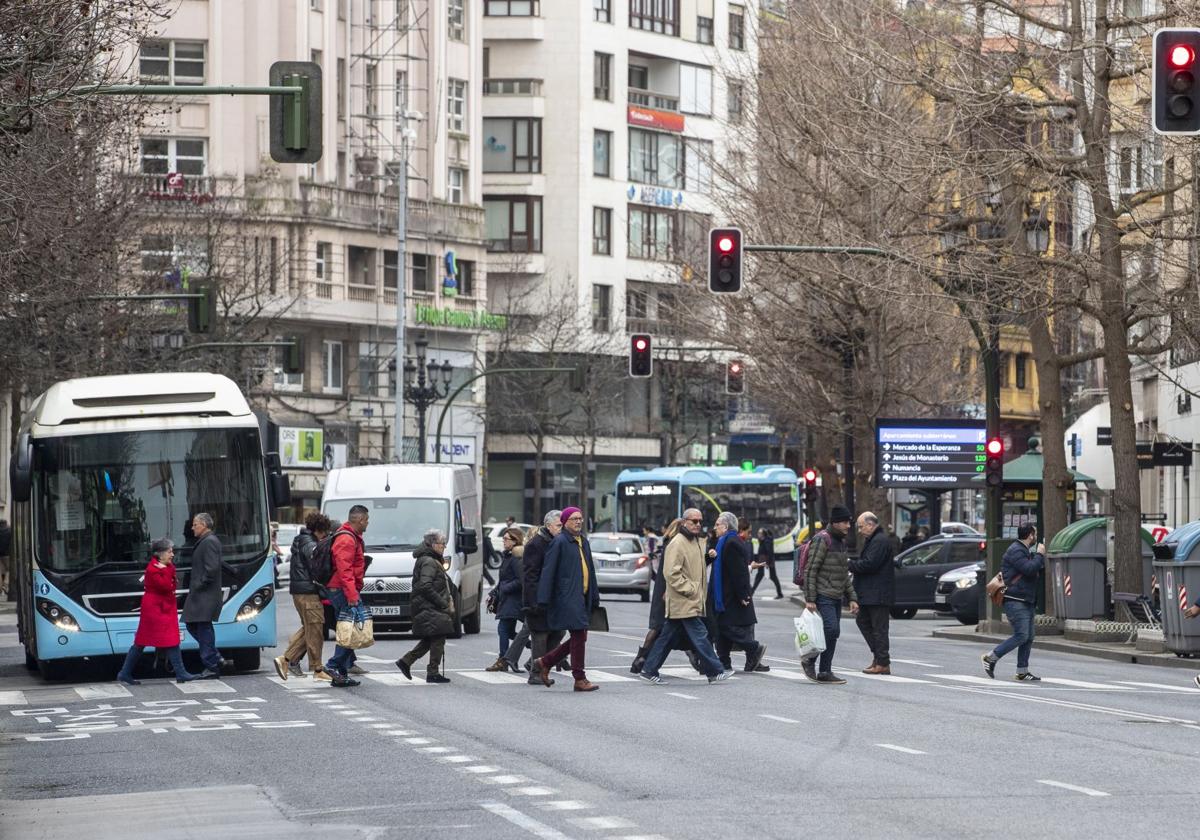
[713,532,732,613]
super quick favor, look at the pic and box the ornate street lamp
[403,337,452,463]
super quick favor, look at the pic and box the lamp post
[404,337,453,463]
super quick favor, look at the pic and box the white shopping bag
[793,610,826,659]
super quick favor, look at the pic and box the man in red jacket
[324,505,369,687]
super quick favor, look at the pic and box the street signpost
[874,418,989,489]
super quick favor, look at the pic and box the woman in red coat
[117,539,200,685]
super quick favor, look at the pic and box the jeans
[497,618,518,657]
[541,628,589,681]
[715,623,761,670]
[284,593,326,671]
[642,616,727,678]
[855,604,891,667]
[993,599,1036,671]
[401,636,446,675]
[324,589,358,676]
[814,595,842,674]
[185,621,223,671]
[118,644,195,681]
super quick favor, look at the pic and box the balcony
[298,182,485,244]
[628,88,679,112]
[127,173,228,206]
[483,78,543,96]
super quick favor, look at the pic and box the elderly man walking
[638,508,733,685]
[711,512,768,672]
[848,512,895,674]
[182,512,225,679]
[533,508,600,692]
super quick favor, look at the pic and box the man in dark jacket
[751,527,784,599]
[533,507,600,692]
[983,524,1045,681]
[712,514,767,672]
[849,512,895,674]
[506,510,563,683]
[803,505,859,684]
[275,512,333,681]
[182,512,224,679]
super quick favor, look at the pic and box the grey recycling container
[1156,522,1200,655]
[1047,518,1107,620]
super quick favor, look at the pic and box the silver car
[589,532,651,602]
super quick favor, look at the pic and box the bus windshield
[33,428,269,572]
[616,482,680,533]
[323,498,450,552]
[681,483,800,536]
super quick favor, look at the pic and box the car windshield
[323,498,449,551]
[589,537,641,554]
[33,428,268,572]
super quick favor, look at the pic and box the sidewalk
[932,625,1200,670]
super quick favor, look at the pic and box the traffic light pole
[983,314,1005,629]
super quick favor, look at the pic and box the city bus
[9,373,289,679]
[614,465,803,555]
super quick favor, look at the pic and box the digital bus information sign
[874,418,988,489]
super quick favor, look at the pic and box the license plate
[934,594,947,604]
[372,605,403,616]
[601,559,626,568]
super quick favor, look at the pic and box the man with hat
[802,505,859,684]
[533,507,601,692]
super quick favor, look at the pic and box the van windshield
[323,498,450,551]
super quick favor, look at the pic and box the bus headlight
[236,586,275,621]
[35,597,80,632]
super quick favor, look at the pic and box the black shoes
[427,674,451,684]
[801,657,818,682]
[395,659,412,680]
[1014,671,1041,682]
[748,643,768,672]
[816,672,847,685]
[331,675,360,687]
[982,653,997,679]
[199,668,222,680]
[630,646,648,674]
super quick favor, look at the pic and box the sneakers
[708,670,735,683]
[1014,671,1041,682]
[815,672,847,685]
[639,672,665,685]
[982,653,997,679]
[348,664,368,675]
[801,656,818,682]
[331,675,360,687]
[314,669,333,682]
[748,643,768,672]
[199,668,222,680]
[395,659,412,681]
[288,661,304,678]
[427,674,451,684]
[273,655,289,681]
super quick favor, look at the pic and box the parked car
[935,561,985,624]
[889,535,987,618]
[485,521,534,570]
[274,523,303,588]
[589,532,651,601]
[940,521,982,535]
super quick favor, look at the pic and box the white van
[320,464,484,635]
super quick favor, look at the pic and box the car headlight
[956,576,976,590]
[236,585,275,621]
[36,597,80,632]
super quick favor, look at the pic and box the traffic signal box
[630,334,653,378]
[985,437,1004,487]
[725,359,745,395]
[708,227,743,293]
[269,61,324,163]
[1154,29,1200,135]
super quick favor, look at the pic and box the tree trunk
[1100,302,1143,594]
[1028,314,1070,615]
[532,432,545,523]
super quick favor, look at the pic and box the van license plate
[934,594,947,604]
[372,606,403,616]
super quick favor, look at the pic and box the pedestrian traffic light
[985,437,1004,487]
[803,468,818,505]
[269,60,324,163]
[708,227,743,293]
[282,336,305,375]
[629,334,652,378]
[725,359,746,395]
[1154,29,1200,135]
[186,284,217,333]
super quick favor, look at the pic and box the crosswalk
[0,678,237,706]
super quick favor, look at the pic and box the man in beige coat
[637,508,733,685]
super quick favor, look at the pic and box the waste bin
[1047,518,1108,620]
[1155,523,1200,655]
[1136,526,1159,602]
[1150,521,1200,608]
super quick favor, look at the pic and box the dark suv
[889,535,987,618]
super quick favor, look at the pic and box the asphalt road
[3,581,1200,839]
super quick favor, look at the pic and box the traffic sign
[874,418,988,489]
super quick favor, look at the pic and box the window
[485,0,538,14]
[384,249,398,290]
[628,207,675,261]
[729,4,745,50]
[484,196,543,252]
[1123,0,1144,15]
[1114,136,1160,194]
[483,117,542,173]
[998,353,1009,388]
[593,129,612,177]
[323,340,344,393]
[728,81,744,123]
[448,78,467,134]
[592,285,612,332]
[365,63,378,120]
[337,58,346,120]
[359,340,385,396]
[630,0,679,35]
[697,16,713,44]
[628,64,649,91]
[316,241,330,280]
[139,40,206,85]
[1015,353,1028,390]
[593,207,612,255]
[594,0,610,22]
[629,128,682,187]
[275,341,303,390]
[458,259,475,297]
[140,234,209,279]
[448,0,465,40]
[900,543,944,566]
[684,137,712,193]
[140,138,207,175]
[626,287,648,319]
[413,253,430,292]
[448,167,466,203]
[594,52,612,101]
[395,70,408,122]
[679,64,712,116]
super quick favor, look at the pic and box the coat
[1001,540,1044,604]
[848,528,895,606]
[537,530,599,632]
[326,523,365,603]
[410,545,455,638]
[663,532,708,619]
[714,534,756,627]
[804,529,857,603]
[182,532,223,623]
[288,529,319,595]
[134,559,182,648]
[522,527,554,632]
[495,546,524,621]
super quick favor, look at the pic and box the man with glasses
[533,507,601,692]
[638,508,733,685]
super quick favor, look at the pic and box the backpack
[793,530,831,587]
[309,528,355,588]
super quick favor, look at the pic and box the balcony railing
[128,173,221,205]
[486,236,542,254]
[483,78,543,96]
[347,284,376,303]
[628,89,679,112]
[300,182,486,243]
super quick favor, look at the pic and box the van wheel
[462,584,482,635]
[450,590,464,640]
[640,590,651,602]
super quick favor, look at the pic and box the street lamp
[403,337,453,463]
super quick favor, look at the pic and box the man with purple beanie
[532,507,601,692]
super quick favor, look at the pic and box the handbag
[986,572,1021,607]
[588,605,609,633]
[335,603,375,649]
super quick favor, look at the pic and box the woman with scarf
[709,513,768,673]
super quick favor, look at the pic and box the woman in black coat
[395,529,455,684]
[486,528,525,671]
[713,515,767,672]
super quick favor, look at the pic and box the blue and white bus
[614,465,803,554]
[9,373,289,679]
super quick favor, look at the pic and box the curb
[931,627,1200,670]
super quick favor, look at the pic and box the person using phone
[982,524,1045,681]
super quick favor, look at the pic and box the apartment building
[480,0,759,522]
[128,0,489,514]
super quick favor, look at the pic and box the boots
[630,646,649,674]
[573,678,599,692]
[485,657,509,672]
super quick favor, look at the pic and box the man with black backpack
[275,511,333,681]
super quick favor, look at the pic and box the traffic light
[985,437,1004,487]
[186,284,216,333]
[282,336,305,375]
[708,227,743,293]
[270,60,324,163]
[1154,29,1200,135]
[629,333,652,378]
[802,468,818,506]
[725,359,746,395]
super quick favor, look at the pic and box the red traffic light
[1170,44,1195,68]
[803,468,817,483]
[729,361,742,374]
[985,438,1003,457]
[629,333,652,378]
[717,236,735,253]
[634,337,648,352]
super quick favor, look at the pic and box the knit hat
[829,505,852,524]
[560,507,582,524]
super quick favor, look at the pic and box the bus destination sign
[874,418,988,489]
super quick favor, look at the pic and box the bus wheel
[24,649,37,671]
[231,649,261,672]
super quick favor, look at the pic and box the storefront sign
[427,436,475,465]
[414,304,508,331]
[626,184,684,208]
[627,105,685,133]
[280,427,324,469]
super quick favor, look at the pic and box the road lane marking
[417,746,452,753]
[891,658,942,668]
[463,765,502,774]
[404,737,434,744]
[760,669,808,681]
[1038,678,1132,690]
[481,775,530,785]
[1116,681,1200,692]
[383,729,415,736]
[458,671,529,685]
[480,802,572,840]
[0,691,27,706]
[74,684,132,700]
[833,669,931,684]
[875,744,927,755]
[540,801,591,811]
[1037,780,1110,797]
[940,684,1199,725]
[368,723,393,728]
[931,674,1038,688]
[577,670,636,683]
[440,755,478,763]
[363,673,433,686]
[508,787,557,797]
[658,667,708,681]
[568,816,636,830]
[175,679,234,693]
[666,692,697,700]
[759,714,799,724]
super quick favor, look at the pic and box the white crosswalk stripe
[0,690,26,706]
[1116,681,1200,692]
[657,667,710,681]
[1038,677,1133,690]
[458,670,528,685]
[832,668,932,685]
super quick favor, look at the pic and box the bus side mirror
[457,530,478,555]
[10,433,31,503]
[265,451,291,508]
